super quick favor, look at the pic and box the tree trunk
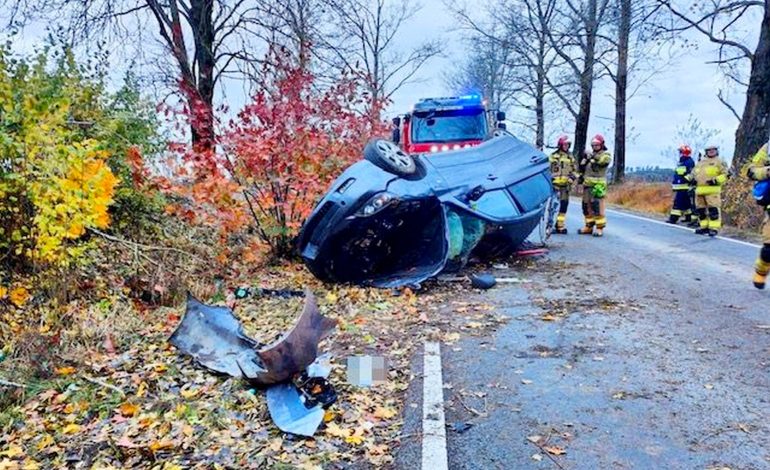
[189,0,216,152]
[733,3,770,167]
[573,0,598,160]
[613,0,630,184]
[535,37,546,150]
[535,85,545,150]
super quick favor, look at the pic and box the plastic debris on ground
[169,289,338,436]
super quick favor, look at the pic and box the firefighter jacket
[582,150,612,187]
[672,155,695,190]
[693,156,729,196]
[747,144,770,183]
[549,150,577,187]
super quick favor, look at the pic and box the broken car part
[266,356,337,437]
[233,287,304,299]
[297,133,555,288]
[169,289,336,386]
[470,273,497,290]
[170,291,338,437]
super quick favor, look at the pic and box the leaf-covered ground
[1,261,510,469]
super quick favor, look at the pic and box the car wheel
[364,139,416,176]
[535,194,559,246]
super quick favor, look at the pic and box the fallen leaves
[179,388,199,399]
[0,446,24,459]
[373,406,397,420]
[0,261,481,468]
[9,287,30,308]
[118,402,140,417]
[148,440,175,452]
[61,424,81,435]
[54,366,76,376]
[544,446,566,456]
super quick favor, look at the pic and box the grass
[607,182,671,215]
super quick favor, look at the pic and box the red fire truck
[391,95,506,154]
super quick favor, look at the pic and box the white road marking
[607,209,762,249]
[568,197,761,249]
[422,342,448,470]
[608,221,750,282]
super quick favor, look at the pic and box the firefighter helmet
[557,135,571,150]
[678,145,692,156]
[591,134,605,147]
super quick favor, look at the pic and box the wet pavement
[397,207,770,469]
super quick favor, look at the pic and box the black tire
[364,139,416,176]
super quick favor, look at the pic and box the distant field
[607,182,671,215]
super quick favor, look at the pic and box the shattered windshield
[411,108,487,143]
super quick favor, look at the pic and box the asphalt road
[396,206,770,470]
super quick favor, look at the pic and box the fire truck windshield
[411,108,487,143]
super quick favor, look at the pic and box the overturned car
[297,132,556,288]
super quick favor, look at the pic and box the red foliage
[162,48,388,259]
[126,145,149,187]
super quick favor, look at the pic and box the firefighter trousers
[756,210,770,276]
[695,193,722,229]
[555,186,570,229]
[582,186,606,229]
[669,189,693,221]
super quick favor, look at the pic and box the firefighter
[693,144,729,236]
[667,145,696,224]
[549,135,577,234]
[578,134,612,237]
[746,141,770,289]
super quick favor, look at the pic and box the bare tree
[451,0,560,149]
[4,0,311,150]
[547,0,613,159]
[612,0,632,183]
[655,0,770,168]
[443,36,517,109]
[599,0,667,183]
[320,0,442,118]
[660,114,721,160]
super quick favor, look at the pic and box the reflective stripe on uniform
[670,209,682,216]
[595,217,607,228]
[672,184,690,191]
[709,219,722,229]
[584,177,605,186]
[695,185,721,196]
[756,258,770,276]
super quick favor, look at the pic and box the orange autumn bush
[164,50,388,259]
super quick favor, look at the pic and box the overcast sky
[385,0,760,169]
[8,1,761,170]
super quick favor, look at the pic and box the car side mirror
[392,117,401,127]
[391,127,401,144]
[496,111,506,122]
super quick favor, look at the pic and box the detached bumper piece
[169,290,338,436]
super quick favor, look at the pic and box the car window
[508,174,552,213]
[411,109,487,143]
[473,190,519,218]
